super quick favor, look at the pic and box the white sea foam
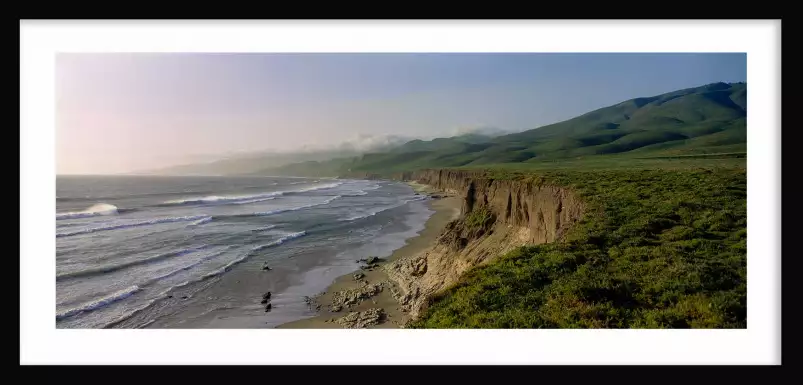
[187,217,214,227]
[143,247,231,284]
[342,190,368,197]
[57,215,211,238]
[56,285,142,321]
[253,195,341,216]
[161,182,342,206]
[201,231,307,279]
[162,192,281,206]
[294,182,342,193]
[56,203,119,220]
[341,196,427,221]
[230,197,277,205]
[250,231,307,253]
[56,244,211,280]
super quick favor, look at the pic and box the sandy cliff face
[386,170,585,321]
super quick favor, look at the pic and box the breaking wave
[161,193,280,206]
[56,203,119,220]
[56,285,141,321]
[341,196,427,221]
[201,231,308,279]
[187,217,213,227]
[56,215,211,238]
[252,195,341,216]
[288,182,343,194]
[142,247,231,285]
[56,244,212,281]
[159,182,343,207]
[249,231,307,253]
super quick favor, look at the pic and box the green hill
[262,82,745,177]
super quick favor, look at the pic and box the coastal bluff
[384,169,585,321]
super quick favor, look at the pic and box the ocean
[55,175,432,328]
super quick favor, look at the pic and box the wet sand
[278,185,461,329]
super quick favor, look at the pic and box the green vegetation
[464,206,495,233]
[409,166,746,328]
[268,82,746,177]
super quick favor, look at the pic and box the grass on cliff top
[408,165,746,328]
[459,153,746,175]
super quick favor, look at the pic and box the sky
[56,53,746,174]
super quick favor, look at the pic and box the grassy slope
[341,82,746,175]
[257,82,746,177]
[409,161,746,328]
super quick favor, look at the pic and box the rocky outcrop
[335,308,385,328]
[328,281,385,311]
[385,169,585,321]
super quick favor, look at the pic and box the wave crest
[56,203,118,220]
[187,217,213,227]
[249,231,307,253]
[56,285,141,321]
[341,196,427,221]
[253,195,341,216]
[56,244,211,280]
[56,215,211,238]
[162,193,280,206]
[201,231,308,279]
[159,182,343,207]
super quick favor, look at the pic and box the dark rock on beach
[330,282,384,309]
[335,308,385,328]
[357,256,382,264]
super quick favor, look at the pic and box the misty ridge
[143,126,512,176]
[146,81,747,178]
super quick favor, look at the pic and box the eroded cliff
[385,169,585,321]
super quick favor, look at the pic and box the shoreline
[278,182,460,328]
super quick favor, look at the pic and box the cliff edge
[385,169,585,321]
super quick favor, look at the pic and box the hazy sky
[56,53,746,174]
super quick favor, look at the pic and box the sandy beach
[278,183,461,329]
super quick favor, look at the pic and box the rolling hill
[260,82,746,177]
